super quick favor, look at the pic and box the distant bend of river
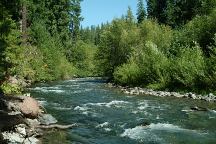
[28,78,216,144]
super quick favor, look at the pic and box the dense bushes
[114,60,141,86]
[30,21,75,81]
[169,46,206,90]
[69,40,98,77]
[95,18,140,77]
[101,13,216,92]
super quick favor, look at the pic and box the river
[28,78,216,144]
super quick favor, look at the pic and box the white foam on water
[65,84,80,87]
[74,106,89,111]
[120,125,162,142]
[82,111,89,115]
[121,123,202,141]
[96,122,109,128]
[138,103,149,110]
[148,123,182,131]
[30,87,64,93]
[65,79,79,82]
[45,89,64,93]
[104,128,112,132]
[50,102,61,107]
[138,101,169,111]
[132,111,138,114]
[30,87,44,91]
[72,90,83,94]
[53,107,72,111]
[46,86,60,89]
[72,88,93,94]
[209,110,216,114]
[182,109,193,112]
[85,100,130,108]
[38,100,47,106]
[106,100,130,107]
[121,125,147,138]
[85,102,105,107]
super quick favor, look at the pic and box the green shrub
[69,40,98,77]
[95,18,139,77]
[114,59,141,86]
[114,41,171,89]
[204,35,216,89]
[139,20,173,54]
[30,20,75,81]
[170,45,206,89]
[0,81,22,95]
[137,41,171,89]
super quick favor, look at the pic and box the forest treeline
[0,0,95,94]
[95,0,216,93]
[0,0,216,94]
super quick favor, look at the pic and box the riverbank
[107,83,216,102]
[0,93,74,144]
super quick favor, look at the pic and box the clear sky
[81,0,146,28]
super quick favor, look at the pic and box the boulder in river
[18,97,40,119]
[190,106,208,111]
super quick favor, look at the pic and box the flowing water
[28,78,216,144]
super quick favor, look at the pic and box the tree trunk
[21,3,27,45]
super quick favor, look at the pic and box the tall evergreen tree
[147,0,167,24]
[137,0,146,24]
[70,0,83,41]
[0,0,21,81]
[126,6,134,23]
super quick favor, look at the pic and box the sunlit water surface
[28,78,216,144]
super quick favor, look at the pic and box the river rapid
[28,78,216,144]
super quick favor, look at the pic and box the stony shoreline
[107,83,216,102]
[0,94,61,144]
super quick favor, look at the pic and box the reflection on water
[29,78,216,144]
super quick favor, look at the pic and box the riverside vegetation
[0,0,216,143]
[1,0,216,95]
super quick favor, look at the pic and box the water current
[28,78,216,144]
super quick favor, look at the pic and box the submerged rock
[38,114,58,125]
[190,106,208,111]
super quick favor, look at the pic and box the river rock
[16,124,26,136]
[38,114,58,125]
[8,76,19,85]
[190,106,208,111]
[26,118,40,127]
[18,97,40,119]
[188,93,196,99]
[23,136,39,144]
[2,131,24,143]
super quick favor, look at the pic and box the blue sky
[81,0,146,27]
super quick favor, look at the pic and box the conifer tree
[137,0,146,24]
[126,6,134,24]
[70,0,83,41]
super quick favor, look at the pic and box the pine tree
[147,0,167,24]
[126,6,134,24]
[147,0,157,19]
[137,0,146,24]
[70,0,83,41]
